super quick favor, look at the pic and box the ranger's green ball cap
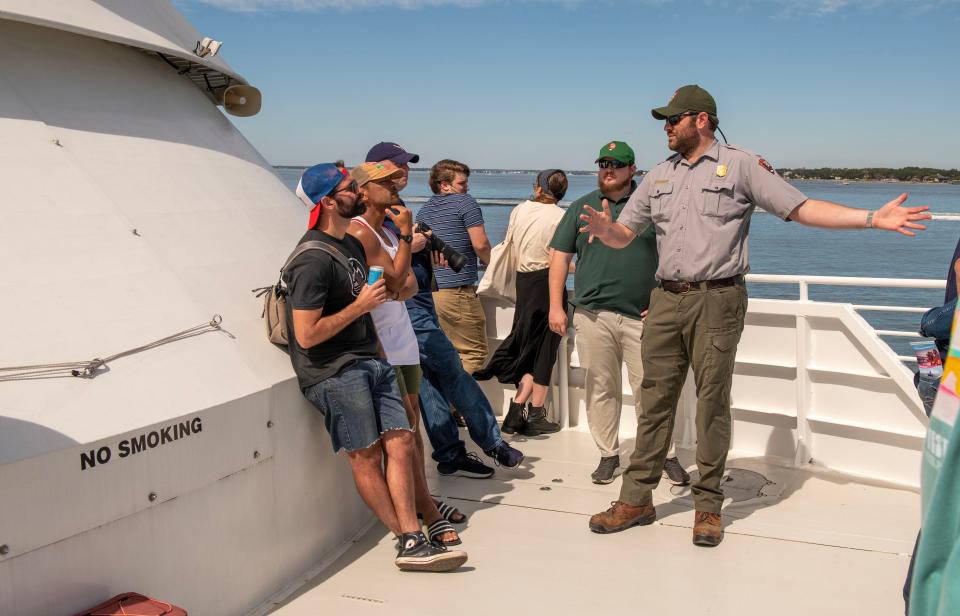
[594,140,635,164]
[652,84,718,120]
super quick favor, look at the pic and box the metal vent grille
[149,51,236,106]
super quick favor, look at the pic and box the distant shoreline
[273,165,958,184]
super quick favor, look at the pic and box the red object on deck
[74,592,187,615]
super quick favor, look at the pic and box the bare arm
[291,279,387,349]
[787,193,930,236]
[548,249,574,335]
[397,270,418,301]
[467,224,492,265]
[546,248,575,274]
[578,198,637,248]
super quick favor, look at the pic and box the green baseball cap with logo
[595,140,635,164]
[651,84,718,121]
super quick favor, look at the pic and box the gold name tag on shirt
[655,179,670,184]
[716,165,727,177]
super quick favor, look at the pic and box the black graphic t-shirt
[283,230,379,390]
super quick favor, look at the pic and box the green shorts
[393,364,422,397]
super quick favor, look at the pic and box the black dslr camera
[415,222,467,273]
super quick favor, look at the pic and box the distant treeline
[780,167,960,183]
[275,165,960,183]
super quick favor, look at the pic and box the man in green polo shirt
[548,141,689,485]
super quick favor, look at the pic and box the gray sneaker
[591,455,620,484]
[662,457,691,486]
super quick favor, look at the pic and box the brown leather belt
[660,275,742,294]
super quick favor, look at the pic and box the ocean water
[275,167,960,358]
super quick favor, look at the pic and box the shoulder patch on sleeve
[758,158,775,174]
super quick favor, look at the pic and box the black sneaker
[437,450,495,479]
[395,531,468,572]
[484,441,524,468]
[524,404,560,435]
[662,457,690,486]
[591,455,620,484]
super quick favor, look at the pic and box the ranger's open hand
[578,198,614,244]
[872,193,931,236]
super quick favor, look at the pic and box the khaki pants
[619,283,747,514]
[573,307,679,459]
[433,286,488,374]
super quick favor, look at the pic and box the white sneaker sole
[395,551,469,572]
[438,468,494,479]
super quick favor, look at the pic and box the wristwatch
[398,233,413,244]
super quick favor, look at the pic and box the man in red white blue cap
[295,162,355,229]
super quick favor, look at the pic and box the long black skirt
[473,268,567,387]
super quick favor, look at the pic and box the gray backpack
[255,240,351,346]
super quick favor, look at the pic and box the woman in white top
[474,169,570,437]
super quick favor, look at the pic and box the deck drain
[669,468,781,505]
[341,594,385,604]
[720,468,779,502]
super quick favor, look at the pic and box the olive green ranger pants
[618,281,747,514]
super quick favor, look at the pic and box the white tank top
[352,217,420,367]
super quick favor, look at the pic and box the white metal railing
[546,273,946,433]
[745,274,945,363]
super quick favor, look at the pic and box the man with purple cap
[367,141,420,189]
[286,162,467,572]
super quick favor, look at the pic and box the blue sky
[177,0,959,170]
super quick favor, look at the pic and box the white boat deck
[266,430,917,616]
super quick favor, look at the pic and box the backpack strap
[281,240,353,277]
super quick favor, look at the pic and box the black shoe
[591,455,620,484]
[501,399,529,435]
[395,531,468,572]
[484,441,524,468]
[662,457,691,486]
[524,404,560,435]
[437,450,495,479]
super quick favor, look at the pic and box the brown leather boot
[589,500,656,534]
[692,511,723,547]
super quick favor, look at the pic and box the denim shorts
[303,358,412,453]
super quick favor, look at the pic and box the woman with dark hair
[474,169,572,436]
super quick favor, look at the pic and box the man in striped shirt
[415,159,492,374]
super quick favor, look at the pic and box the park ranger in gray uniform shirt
[581,84,931,547]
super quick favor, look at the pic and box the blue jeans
[408,304,502,463]
[919,298,956,343]
[916,298,955,415]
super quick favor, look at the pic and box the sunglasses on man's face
[666,112,699,126]
[598,159,631,170]
[332,180,359,195]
